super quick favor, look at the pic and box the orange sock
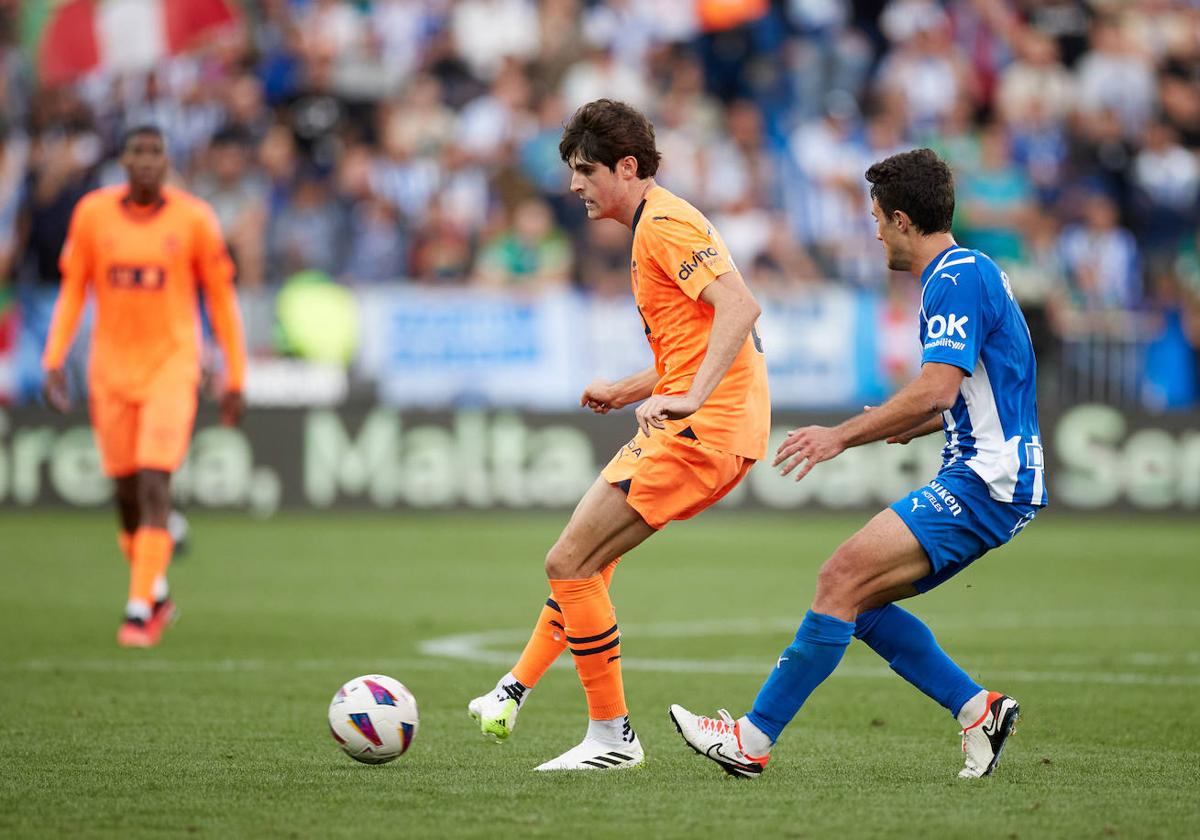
[599,560,618,589]
[128,528,172,616]
[548,574,626,720]
[117,531,134,565]
[512,558,619,687]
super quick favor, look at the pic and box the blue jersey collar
[920,245,961,284]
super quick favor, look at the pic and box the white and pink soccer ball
[328,674,419,764]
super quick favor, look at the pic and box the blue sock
[746,610,854,742]
[854,604,981,718]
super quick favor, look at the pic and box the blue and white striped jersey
[919,245,1047,506]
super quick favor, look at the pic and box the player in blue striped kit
[670,148,1047,779]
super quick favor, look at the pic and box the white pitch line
[7,613,1198,685]
[416,618,1200,688]
[6,654,1197,687]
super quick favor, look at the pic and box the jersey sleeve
[643,215,734,301]
[42,198,94,370]
[193,202,247,392]
[920,266,987,375]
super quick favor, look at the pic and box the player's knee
[545,534,595,579]
[136,471,172,525]
[814,550,866,612]
[544,543,572,579]
[115,477,138,507]
[813,565,848,606]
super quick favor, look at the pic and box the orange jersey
[630,186,769,459]
[42,184,245,400]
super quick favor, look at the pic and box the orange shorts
[600,427,754,530]
[88,381,198,477]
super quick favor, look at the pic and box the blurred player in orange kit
[41,125,246,648]
[467,99,770,770]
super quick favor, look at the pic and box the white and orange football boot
[959,691,1020,778]
[669,705,769,779]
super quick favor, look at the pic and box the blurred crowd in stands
[0,0,1198,408]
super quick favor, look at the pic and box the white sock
[125,599,152,621]
[587,715,634,745]
[493,671,530,706]
[152,576,169,603]
[737,715,773,756]
[957,690,989,728]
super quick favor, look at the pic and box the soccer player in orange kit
[467,99,770,770]
[42,125,246,648]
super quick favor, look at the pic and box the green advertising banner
[1,404,1197,514]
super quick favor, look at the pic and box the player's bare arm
[775,362,964,480]
[580,366,659,414]
[887,414,945,444]
[636,271,761,436]
[195,206,247,427]
[40,201,92,413]
[219,391,245,427]
[43,368,71,413]
[863,406,945,444]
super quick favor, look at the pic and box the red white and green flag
[22,0,241,87]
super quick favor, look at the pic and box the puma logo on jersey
[939,271,960,285]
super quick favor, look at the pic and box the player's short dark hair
[865,148,955,234]
[559,99,661,178]
[120,124,166,152]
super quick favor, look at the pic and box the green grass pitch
[2,510,1198,838]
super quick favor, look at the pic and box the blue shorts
[891,467,1041,593]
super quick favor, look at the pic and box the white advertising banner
[354,285,880,410]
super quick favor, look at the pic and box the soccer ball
[328,674,419,764]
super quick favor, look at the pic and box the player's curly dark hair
[559,99,661,178]
[865,148,955,234]
[120,124,166,152]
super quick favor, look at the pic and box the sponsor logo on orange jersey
[677,247,720,282]
[108,264,167,290]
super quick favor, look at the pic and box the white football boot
[668,705,770,779]
[959,691,1020,778]
[467,677,529,743]
[534,717,644,771]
